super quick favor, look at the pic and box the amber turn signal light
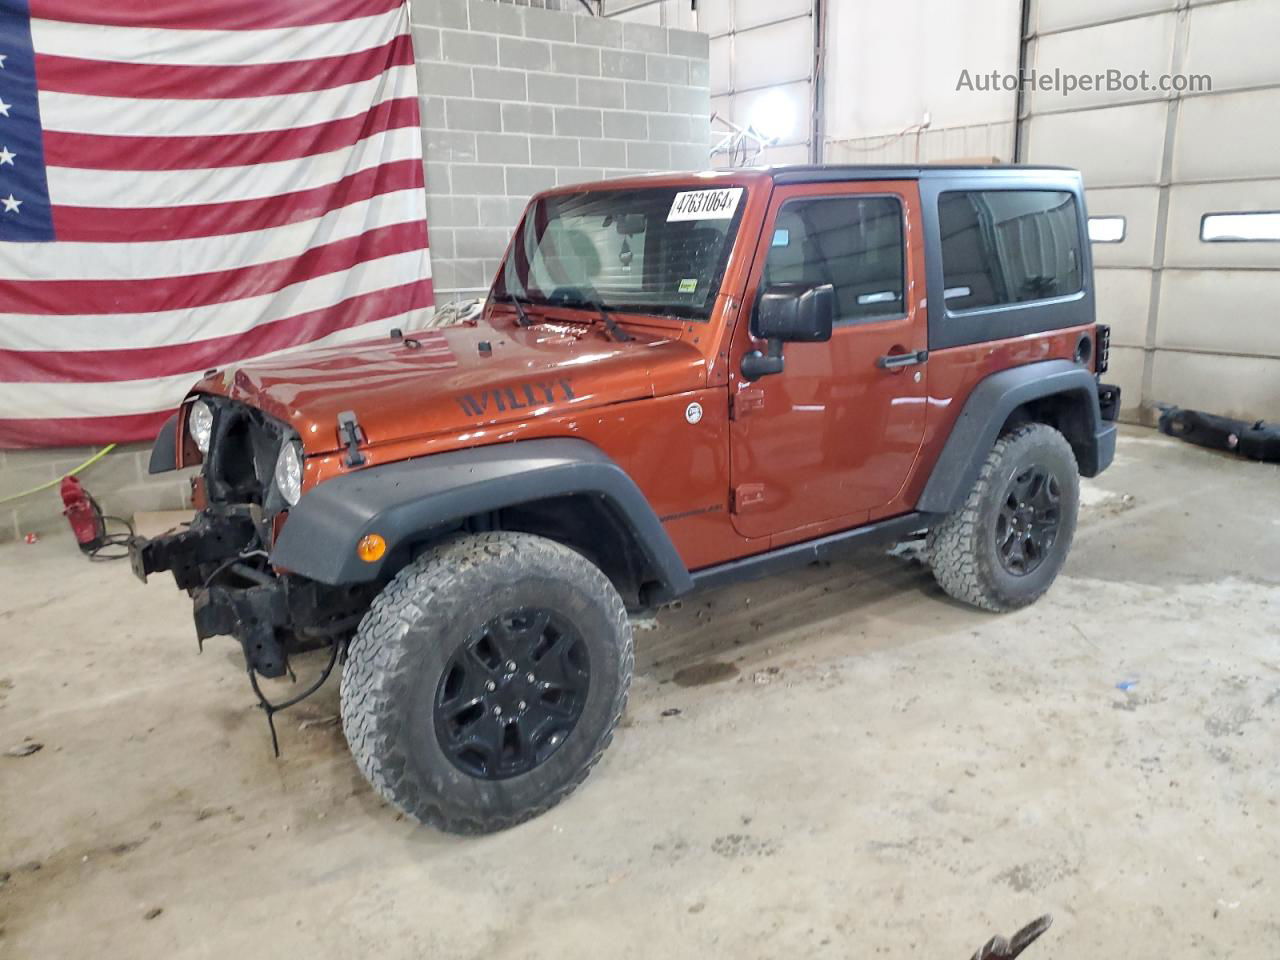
[357,534,387,563]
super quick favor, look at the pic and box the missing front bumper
[130,512,290,675]
[131,512,375,680]
[129,512,258,590]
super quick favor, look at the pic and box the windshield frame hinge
[337,410,367,468]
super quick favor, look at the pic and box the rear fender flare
[918,359,1110,513]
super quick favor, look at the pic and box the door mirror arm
[740,339,785,381]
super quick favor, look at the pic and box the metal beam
[711,75,812,99]
[1012,0,1032,161]
[1138,0,1193,425]
[810,0,826,163]
[707,10,812,42]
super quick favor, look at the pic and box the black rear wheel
[928,423,1079,612]
[994,464,1063,577]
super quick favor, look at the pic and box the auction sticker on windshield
[667,188,744,222]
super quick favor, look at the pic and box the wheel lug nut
[492,705,502,716]
[505,660,517,672]
[526,673,535,684]
[485,680,497,692]
[518,700,527,711]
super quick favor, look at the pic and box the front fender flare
[270,438,694,599]
[147,413,179,474]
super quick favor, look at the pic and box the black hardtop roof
[766,163,1081,185]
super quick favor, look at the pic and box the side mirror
[741,283,835,381]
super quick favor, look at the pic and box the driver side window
[764,195,905,324]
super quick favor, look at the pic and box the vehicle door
[727,179,928,539]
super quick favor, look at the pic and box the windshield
[495,186,747,321]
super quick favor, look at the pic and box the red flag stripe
[42,97,420,171]
[51,158,423,242]
[28,0,405,30]
[0,221,428,315]
[0,411,173,449]
[0,281,434,383]
[34,35,413,101]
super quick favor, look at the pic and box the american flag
[0,0,432,447]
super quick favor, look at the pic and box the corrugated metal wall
[605,0,817,165]
[1021,0,1280,422]
[704,0,816,164]
[823,0,1020,164]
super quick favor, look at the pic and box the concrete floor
[2,425,1278,959]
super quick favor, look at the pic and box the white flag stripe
[37,65,416,139]
[0,250,430,351]
[45,126,421,209]
[0,310,430,419]
[0,188,425,282]
[29,9,407,68]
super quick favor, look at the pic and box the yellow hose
[0,444,117,506]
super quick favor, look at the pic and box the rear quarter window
[938,190,1083,312]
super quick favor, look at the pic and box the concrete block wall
[491,0,585,11]
[0,444,192,543]
[411,0,712,299]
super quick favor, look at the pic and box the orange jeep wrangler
[134,165,1119,833]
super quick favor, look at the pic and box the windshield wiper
[496,292,533,327]
[572,296,633,343]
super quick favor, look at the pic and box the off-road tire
[341,531,633,834]
[927,423,1079,612]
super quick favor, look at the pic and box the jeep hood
[193,319,707,455]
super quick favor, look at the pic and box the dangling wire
[247,635,343,758]
[84,493,136,561]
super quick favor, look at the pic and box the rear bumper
[1094,422,1117,475]
[1098,382,1121,422]
[1091,381,1121,476]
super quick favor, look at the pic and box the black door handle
[876,350,928,370]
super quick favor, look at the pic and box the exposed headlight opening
[189,400,214,454]
[273,441,303,507]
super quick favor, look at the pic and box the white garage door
[1022,0,1280,422]
[700,0,816,164]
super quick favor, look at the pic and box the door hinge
[729,387,765,421]
[730,483,766,514]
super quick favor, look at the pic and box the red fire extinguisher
[60,476,106,554]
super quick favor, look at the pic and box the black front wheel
[342,532,633,834]
[928,423,1080,612]
[433,606,592,781]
